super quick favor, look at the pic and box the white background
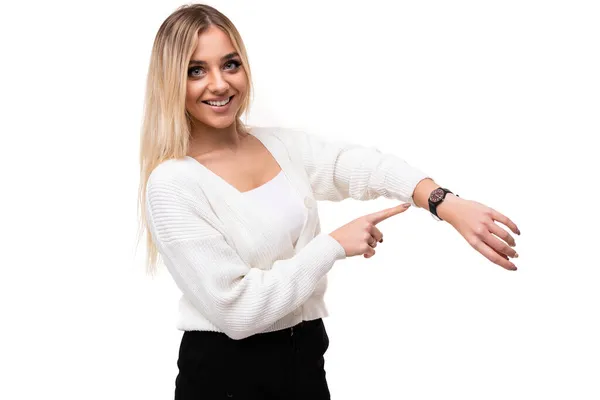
[1,0,599,399]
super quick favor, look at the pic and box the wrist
[436,193,460,223]
[412,178,439,209]
[413,179,460,222]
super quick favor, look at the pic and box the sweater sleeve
[145,175,347,340]
[273,128,432,206]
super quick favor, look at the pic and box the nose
[207,70,229,94]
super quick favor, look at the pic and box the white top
[242,170,305,247]
[145,126,431,340]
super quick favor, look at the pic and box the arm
[271,129,522,271]
[274,129,431,205]
[145,176,346,340]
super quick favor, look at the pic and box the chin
[206,117,236,130]
[191,114,236,130]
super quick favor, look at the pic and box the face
[185,25,247,130]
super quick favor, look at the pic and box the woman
[138,4,521,399]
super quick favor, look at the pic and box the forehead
[192,25,236,59]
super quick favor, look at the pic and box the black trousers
[175,318,331,399]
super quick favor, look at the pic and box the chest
[186,132,320,267]
[193,139,282,193]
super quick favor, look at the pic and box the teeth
[206,97,231,106]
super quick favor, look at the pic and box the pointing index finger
[367,204,411,225]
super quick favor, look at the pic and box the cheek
[231,73,248,94]
[185,82,203,106]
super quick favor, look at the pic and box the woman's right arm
[145,174,346,340]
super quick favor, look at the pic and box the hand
[439,195,521,271]
[329,203,412,258]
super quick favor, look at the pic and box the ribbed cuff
[318,232,347,261]
[384,161,431,207]
[295,232,347,277]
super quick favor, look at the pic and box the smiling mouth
[201,95,234,107]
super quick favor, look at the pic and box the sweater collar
[183,128,318,253]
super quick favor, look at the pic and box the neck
[188,120,245,158]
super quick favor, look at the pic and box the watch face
[429,188,445,203]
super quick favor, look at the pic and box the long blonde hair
[136,4,254,276]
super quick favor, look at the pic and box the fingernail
[379,239,383,243]
[403,203,411,208]
[516,228,521,235]
[514,252,519,258]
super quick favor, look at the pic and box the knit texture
[145,127,430,339]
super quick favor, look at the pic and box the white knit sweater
[145,127,430,340]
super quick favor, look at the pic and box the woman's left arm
[273,128,521,271]
[413,178,522,271]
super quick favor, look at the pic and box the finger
[364,247,376,258]
[482,231,518,259]
[489,208,521,235]
[364,232,378,248]
[369,225,384,243]
[471,238,517,270]
[367,203,411,225]
[486,221,516,247]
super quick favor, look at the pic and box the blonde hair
[136,3,254,276]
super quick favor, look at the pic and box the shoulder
[146,157,206,205]
[249,125,310,149]
[148,157,195,187]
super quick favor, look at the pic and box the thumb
[367,203,411,225]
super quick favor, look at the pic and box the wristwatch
[428,187,458,221]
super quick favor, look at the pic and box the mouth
[201,95,234,107]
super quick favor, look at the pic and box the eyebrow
[189,52,240,66]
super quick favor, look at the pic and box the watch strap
[428,188,457,221]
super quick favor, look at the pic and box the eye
[188,66,205,78]
[187,60,242,79]
[224,60,242,70]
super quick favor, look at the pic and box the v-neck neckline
[184,131,292,196]
[183,127,319,253]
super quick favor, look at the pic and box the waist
[254,318,322,338]
[184,318,323,342]
[175,290,330,334]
